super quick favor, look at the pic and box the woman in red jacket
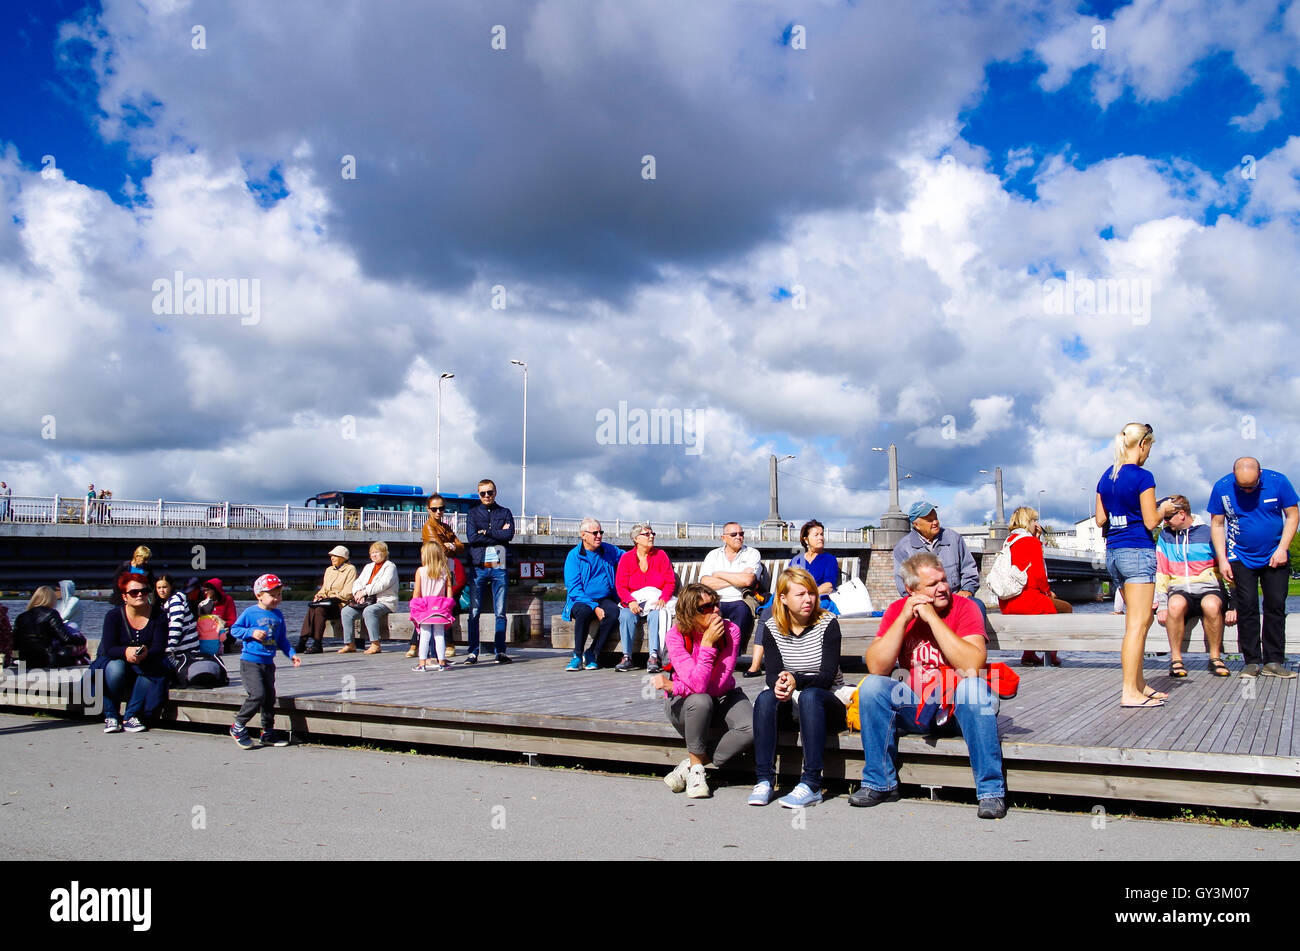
[998,507,1072,667]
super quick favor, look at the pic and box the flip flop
[1143,687,1170,700]
[1209,657,1230,677]
[1169,660,1188,678]
[1121,695,1165,709]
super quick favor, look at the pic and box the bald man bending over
[1208,457,1299,679]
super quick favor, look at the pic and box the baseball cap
[253,573,283,594]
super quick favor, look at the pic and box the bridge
[0,494,1109,606]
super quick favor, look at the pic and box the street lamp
[510,360,527,517]
[436,372,454,494]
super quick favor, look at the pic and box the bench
[382,612,531,645]
[551,556,863,654]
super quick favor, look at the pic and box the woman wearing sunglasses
[649,583,754,799]
[615,522,675,672]
[97,572,172,733]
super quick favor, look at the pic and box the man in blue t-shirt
[1207,458,1299,679]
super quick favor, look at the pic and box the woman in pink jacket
[648,583,754,799]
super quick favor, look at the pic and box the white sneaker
[664,758,691,793]
[104,718,122,734]
[686,764,711,799]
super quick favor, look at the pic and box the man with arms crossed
[466,478,515,665]
[699,522,763,652]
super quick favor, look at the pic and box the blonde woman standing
[1096,423,1176,708]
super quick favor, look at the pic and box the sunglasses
[699,602,719,613]
[585,529,604,536]
[125,588,148,597]
[478,491,496,498]
[428,507,445,513]
[723,531,745,538]
[639,530,656,537]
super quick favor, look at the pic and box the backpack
[173,650,230,689]
[986,533,1029,600]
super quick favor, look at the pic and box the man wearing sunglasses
[700,522,762,652]
[1208,458,1299,679]
[561,518,623,670]
[466,479,515,664]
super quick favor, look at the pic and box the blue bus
[304,485,479,530]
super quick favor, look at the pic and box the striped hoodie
[1155,519,1230,610]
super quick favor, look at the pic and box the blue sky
[2,0,1299,529]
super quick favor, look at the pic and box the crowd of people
[5,432,1295,819]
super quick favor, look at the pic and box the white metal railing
[0,495,873,544]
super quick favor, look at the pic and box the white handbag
[829,576,874,616]
[987,536,1029,600]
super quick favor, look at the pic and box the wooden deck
[6,647,1300,811]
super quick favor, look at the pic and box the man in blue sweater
[562,518,623,670]
[466,478,516,664]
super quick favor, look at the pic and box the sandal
[1169,660,1188,678]
[1121,695,1165,709]
[1209,657,1230,677]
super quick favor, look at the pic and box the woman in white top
[338,541,399,655]
[411,543,455,671]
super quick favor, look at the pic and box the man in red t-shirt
[848,552,1007,819]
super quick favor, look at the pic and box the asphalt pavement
[1,712,1296,861]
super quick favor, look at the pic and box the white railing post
[284,504,290,530]
[157,499,163,526]
[223,501,229,528]
[53,495,60,524]
[81,494,88,524]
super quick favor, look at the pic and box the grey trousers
[664,687,754,767]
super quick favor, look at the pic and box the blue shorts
[1107,547,1156,587]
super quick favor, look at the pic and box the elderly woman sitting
[338,541,399,655]
[615,522,675,672]
[298,545,357,654]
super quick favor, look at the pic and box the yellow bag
[844,677,871,732]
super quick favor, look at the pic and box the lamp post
[436,372,454,494]
[510,359,527,517]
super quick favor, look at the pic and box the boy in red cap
[229,573,300,749]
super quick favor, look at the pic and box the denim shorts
[1107,547,1156,587]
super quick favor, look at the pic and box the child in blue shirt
[229,573,300,749]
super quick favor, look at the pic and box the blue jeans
[753,686,846,790]
[101,659,169,720]
[618,606,663,656]
[1107,547,1157,586]
[468,566,507,656]
[858,673,1004,800]
[339,602,392,644]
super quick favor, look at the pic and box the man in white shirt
[700,522,762,649]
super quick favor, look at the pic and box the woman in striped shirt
[156,574,200,670]
[749,567,846,809]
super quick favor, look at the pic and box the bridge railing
[0,496,873,545]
